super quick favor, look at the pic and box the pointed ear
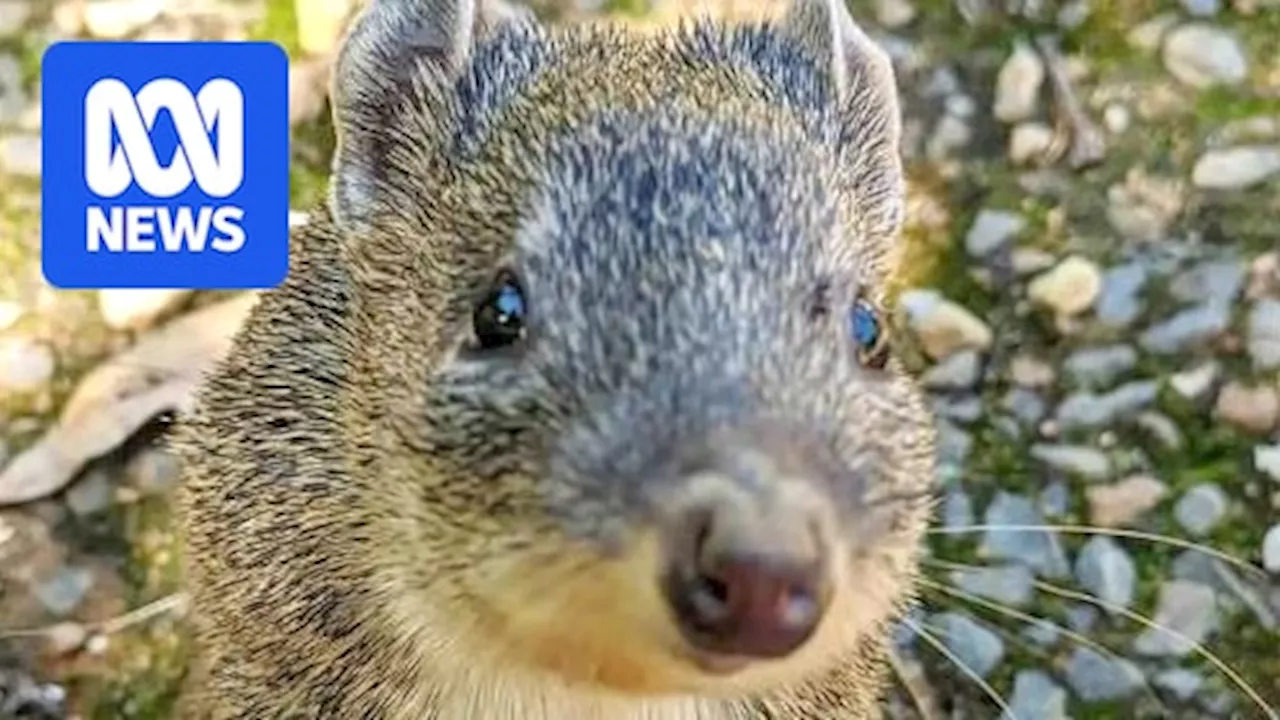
[327,0,537,234]
[780,0,905,263]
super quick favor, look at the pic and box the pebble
[931,612,1005,678]
[1170,258,1245,308]
[1173,483,1229,536]
[1106,169,1186,244]
[1063,345,1138,388]
[1002,670,1068,720]
[1138,303,1230,354]
[1039,481,1070,517]
[936,418,974,468]
[1010,353,1056,388]
[1001,387,1047,425]
[1246,298,1280,370]
[1213,381,1279,434]
[0,1,30,36]
[1074,536,1137,610]
[900,289,994,360]
[1132,580,1220,656]
[922,349,982,390]
[1086,474,1169,527]
[83,0,165,38]
[0,133,40,177]
[33,567,93,617]
[1095,263,1149,328]
[980,491,1071,578]
[1257,444,1280,482]
[942,489,974,528]
[1063,647,1145,701]
[65,469,114,517]
[1263,524,1280,573]
[964,209,1025,258]
[950,564,1036,608]
[1129,13,1179,51]
[1135,411,1185,450]
[1011,247,1057,276]
[1027,255,1103,317]
[1154,668,1206,700]
[0,337,54,393]
[1053,380,1159,430]
[1030,443,1112,481]
[993,41,1045,123]
[97,289,193,331]
[1180,0,1221,15]
[1103,103,1131,134]
[1162,23,1249,87]
[1191,145,1280,190]
[926,114,972,159]
[1170,361,1220,400]
[873,0,917,28]
[1022,618,1061,647]
[934,395,982,423]
[126,448,182,494]
[1008,121,1054,164]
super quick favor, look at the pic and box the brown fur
[172,1,936,717]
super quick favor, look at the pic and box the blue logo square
[40,41,291,290]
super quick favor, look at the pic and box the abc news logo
[84,77,246,254]
[41,41,289,290]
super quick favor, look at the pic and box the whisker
[1031,577,1279,720]
[926,524,1264,579]
[899,615,1016,719]
[915,572,1167,710]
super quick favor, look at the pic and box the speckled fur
[172,1,936,717]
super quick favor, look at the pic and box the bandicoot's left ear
[779,0,905,267]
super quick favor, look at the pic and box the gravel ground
[0,0,1278,718]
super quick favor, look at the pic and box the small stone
[950,564,1036,608]
[1056,0,1090,28]
[923,349,983,391]
[1103,103,1131,134]
[1129,13,1179,51]
[65,469,113,517]
[931,612,1005,678]
[1002,670,1068,720]
[1095,263,1149,328]
[33,567,94,616]
[1155,668,1205,700]
[1246,251,1279,300]
[1247,298,1280,370]
[1171,361,1220,400]
[1173,483,1229,536]
[993,41,1045,123]
[874,0,917,27]
[1054,380,1160,430]
[44,622,88,655]
[1064,345,1138,388]
[1075,536,1137,610]
[1010,353,1055,388]
[1133,580,1220,656]
[97,289,192,331]
[936,419,974,469]
[0,338,55,393]
[1011,247,1057,276]
[1181,0,1221,15]
[1030,443,1112,480]
[126,448,181,494]
[83,0,165,38]
[1135,411,1185,450]
[1008,122,1054,164]
[0,1,31,37]
[1106,168,1186,244]
[934,395,982,423]
[900,289,994,360]
[1191,145,1280,189]
[1086,474,1169,527]
[0,133,40,176]
[1064,647,1144,701]
[1002,388,1046,425]
[1139,303,1231,354]
[1263,524,1280,573]
[965,209,1025,258]
[943,489,974,528]
[981,491,1071,578]
[1040,481,1070,517]
[1170,258,1246,308]
[1214,381,1279,434]
[1065,604,1098,632]
[1257,444,1280,482]
[1027,256,1103,318]
[926,114,972,159]
[1162,23,1249,87]
[1022,618,1061,646]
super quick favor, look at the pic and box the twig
[1034,33,1106,170]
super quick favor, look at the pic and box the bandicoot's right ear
[328,0,536,234]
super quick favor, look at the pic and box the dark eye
[849,299,889,368]
[473,271,527,350]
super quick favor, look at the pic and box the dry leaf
[0,293,260,506]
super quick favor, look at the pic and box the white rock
[1009,122,1054,164]
[83,0,165,38]
[1027,256,1103,317]
[1162,23,1248,88]
[900,289,994,361]
[1264,525,1280,573]
[1257,444,1280,483]
[0,338,54,393]
[97,289,192,331]
[1170,361,1220,400]
[1247,299,1280,370]
[874,0,917,28]
[1192,145,1280,190]
[993,41,1045,123]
